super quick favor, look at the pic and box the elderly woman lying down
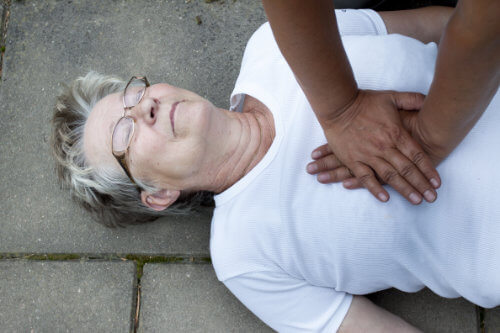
[52,8,499,332]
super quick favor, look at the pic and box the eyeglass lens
[112,78,147,153]
[123,78,146,108]
[112,117,134,153]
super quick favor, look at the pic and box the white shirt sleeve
[336,9,388,36]
[223,271,353,332]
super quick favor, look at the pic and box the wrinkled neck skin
[204,96,276,194]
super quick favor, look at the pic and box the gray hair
[51,71,213,228]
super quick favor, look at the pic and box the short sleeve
[336,9,388,36]
[224,271,353,332]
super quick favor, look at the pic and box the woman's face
[84,83,221,191]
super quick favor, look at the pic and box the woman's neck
[207,96,276,194]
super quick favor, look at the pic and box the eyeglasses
[112,76,150,187]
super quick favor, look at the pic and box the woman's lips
[170,101,183,135]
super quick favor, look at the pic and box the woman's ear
[141,189,181,211]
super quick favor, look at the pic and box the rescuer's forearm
[380,6,453,44]
[262,0,358,123]
[414,0,500,159]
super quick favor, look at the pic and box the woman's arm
[224,271,420,332]
[339,296,421,333]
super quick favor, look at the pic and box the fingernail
[312,151,321,159]
[423,190,436,202]
[343,179,353,187]
[378,193,388,202]
[318,173,329,182]
[430,178,439,188]
[409,192,422,204]
[307,163,318,173]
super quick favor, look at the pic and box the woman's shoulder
[210,201,282,282]
[245,22,273,50]
[240,22,287,71]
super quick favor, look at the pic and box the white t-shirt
[210,9,500,332]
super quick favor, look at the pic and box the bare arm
[263,0,440,205]
[261,0,358,121]
[411,0,500,161]
[307,7,456,185]
[339,296,421,333]
[380,6,453,44]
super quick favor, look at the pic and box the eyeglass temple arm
[117,154,138,186]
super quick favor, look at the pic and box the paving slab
[138,263,272,332]
[0,260,136,332]
[0,0,266,254]
[485,307,500,333]
[369,288,478,332]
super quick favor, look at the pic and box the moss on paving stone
[200,257,212,263]
[23,253,81,260]
[0,253,211,263]
[0,0,10,78]
[125,255,184,263]
[124,254,211,264]
[0,253,82,260]
[136,261,145,281]
[478,306,485,332]
[126,255,181,280]
[123,255,212,280]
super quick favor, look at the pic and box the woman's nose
[134,97,160,124]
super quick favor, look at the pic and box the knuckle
[374,173,386,185]
[411,151,426,166]
[341,168,353,180]
[344,167,353,177]
[400,163,416,179]
[381,169,399,183]
[329,171,341,182]
[316,159,327,170]
[325,155,337,168]
[358,173,373,186]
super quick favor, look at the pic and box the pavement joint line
[0,252,212,333]
[0,251,489,330]
[131,263,140,333]
[133,281,141,333]
[0,0,11,78]
[477,306,485,333]
[0,253,212,264]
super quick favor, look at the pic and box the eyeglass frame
[112,76,150,189]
